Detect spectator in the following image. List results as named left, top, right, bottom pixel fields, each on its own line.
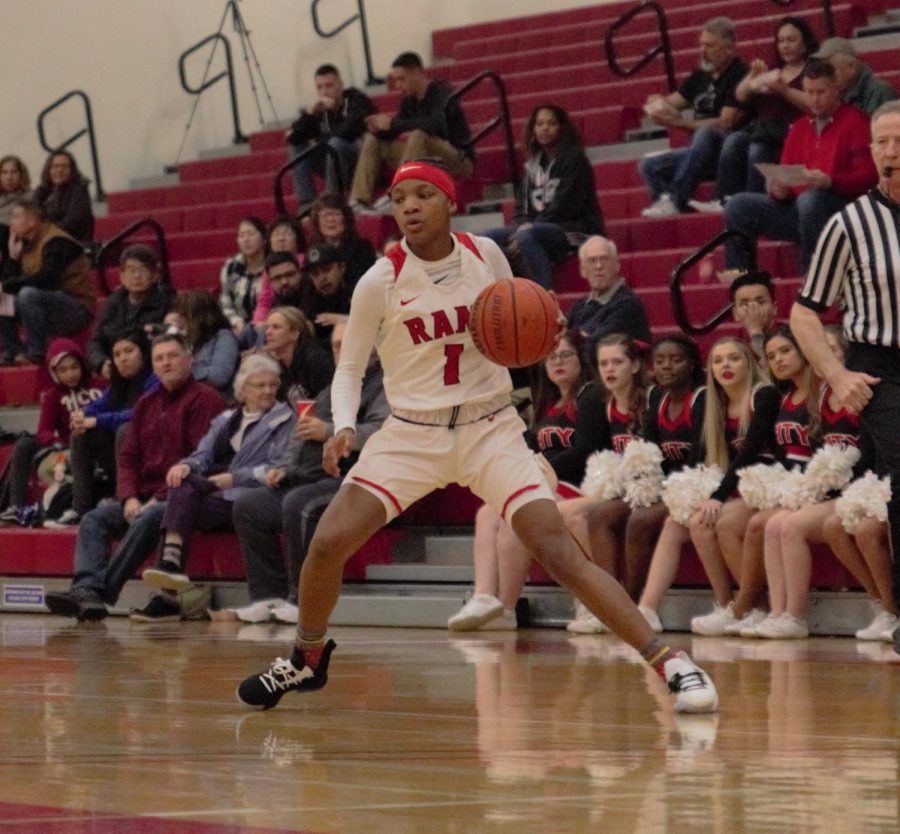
left=60, top=329, right=158, bottom=527
left=220, top=216, right=267, bottom=348
left=640, top=17, right=748, bottom=217
left=0, top=155, right=32, bottom=260
left=300, top=244, right=353, bottom=343
left=484, top=104, right=604, bottom=288
left=87, top=244, right=172, bottom=377
left=33, top=150, right=94, bottom=242
left=252, top=216, right=306, bottom=331
left=0, top=198, right=94, bottom=365
left=691, top=16, right=816, bottom=212
left=308, top=193, right=377, bottom=285
left=265, top=306, right=334, bottom=407
left=43, top=333, right=224, bottom=621
left=814, top=37, right=897, bottom=115
left=134, top=354, right=295, bottom=621
left=724, top=60, right=878, bottom=273
left=349, top=52, right=474, bottom=211
left=0, top=338, right=102, bottom=527
left=286, top=64, right=376, bottom=213
left=565, top=236, right=651, bottom=353
left=230, top=323, right=388, bottom=623
left=173, top=290, right=240, bottom=394
left=729, top=270, right=780, bottom=362
left=260, top=252, right=304, bottom=314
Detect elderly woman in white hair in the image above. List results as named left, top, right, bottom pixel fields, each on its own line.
left=136, top=354, right=295, bottom=616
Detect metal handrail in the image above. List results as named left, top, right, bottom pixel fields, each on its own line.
left=770, top=0, right=835, bottom=37
left=273, top=142, right=345, bottom=216
left=95, top=219, right=172, bottom=296
left=178, top=32, right=246, bottom=145
left=36, top=90, right=105, bottom=202
left=311, top=0, right=384, bottom=86
left=605, top=1, right=676, bottom=92
left=669, top=230, right=757, bottom=335
left=446, top=71, right=520, bottom=204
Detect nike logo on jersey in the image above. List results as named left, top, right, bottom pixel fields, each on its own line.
left=433, top=273, right=450, bottom=285
left=399, top=295, right=421, bottom=306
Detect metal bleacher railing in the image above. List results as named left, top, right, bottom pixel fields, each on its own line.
left=36, top=90, right=105, bottom=202
left=95, top=219, right=172, bottom=296
left=311, top=0, right=384, bottom=86
left=273, top=142, right=345, bottom=216
left=605, top=1, right=677, bottom=93
left=669, top=230, right=757, bottom=335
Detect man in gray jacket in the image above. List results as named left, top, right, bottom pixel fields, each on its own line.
left=231, top=323, right=389, bottom=623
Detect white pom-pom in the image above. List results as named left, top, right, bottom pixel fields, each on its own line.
left=661, top=465, right=724, bottom=525
left=581, top=450, right=624, bottom=501
left=620, top=440, right=664, bottom=509
left=778, top=468, right=819, bottom=510
left=738, top=462, right=788, bottom=509
left=804, top=444, right=861, bottom=498
left=835, top=471, right=892, bottom=533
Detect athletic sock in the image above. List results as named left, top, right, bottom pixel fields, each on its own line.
left=641, top=639, right=677, bottom=678
left=292, top=629, right=327, bottom=669
left=161, top=541, right=183, bottom=568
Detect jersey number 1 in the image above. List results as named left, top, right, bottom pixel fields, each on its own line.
left=444, top=343, right=463, bottom=385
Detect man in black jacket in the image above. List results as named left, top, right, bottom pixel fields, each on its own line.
left=86, top=245, right=172, bottom=378
left=349, top=52, right=474, bottom=211
left=286, top=64, right=376, bottom=211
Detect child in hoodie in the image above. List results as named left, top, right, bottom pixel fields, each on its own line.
left=0, top=338, right=103, bottom=526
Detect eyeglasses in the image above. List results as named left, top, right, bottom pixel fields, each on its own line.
left=581, top=255, right=613, bottom=265
left=547, top=350, right=577, bottom=363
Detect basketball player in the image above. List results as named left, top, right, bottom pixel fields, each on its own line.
left=237, top=160, right=719, bottom=713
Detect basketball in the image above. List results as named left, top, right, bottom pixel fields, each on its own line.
left=469, top=278, right=562, bottom=368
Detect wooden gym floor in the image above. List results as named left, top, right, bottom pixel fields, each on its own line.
left=0, top=613, right=897, bottom=833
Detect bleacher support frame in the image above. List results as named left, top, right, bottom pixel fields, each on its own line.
left=605, top=1, right=677, bottom=93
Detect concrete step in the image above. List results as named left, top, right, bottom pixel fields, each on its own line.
left=197, top=143, right=251, bottom=160
left=366, top=564, right=474, bottom=583
left=450, top=212, right=504, bottom=234
left=0, top=407, right=40, bottom=435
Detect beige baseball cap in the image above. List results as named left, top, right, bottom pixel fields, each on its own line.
left=812, top=37, right=857, bottom=59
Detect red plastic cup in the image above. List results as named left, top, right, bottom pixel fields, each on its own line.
left=296, top=400, right=315, bottom=419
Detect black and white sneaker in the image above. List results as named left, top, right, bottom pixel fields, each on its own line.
left=129, top=594, right=182, bottom=623
left=663, top=652, right=719, bottom=713
left=236, top=639, right=336, bottom=710
left=142, top=560, right=191, bottom=592
left=44, top=509, right=81, bottom=529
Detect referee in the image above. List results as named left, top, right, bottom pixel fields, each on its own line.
left=790, top=100, right=900, bottom=652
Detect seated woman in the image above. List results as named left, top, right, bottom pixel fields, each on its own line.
left=251, top=216, right=307, bottom=332
left=56, top=329, right=158, bottom=527
left=219, top=217, right=268, bottom=349
left=566, top=335, right=704, bottom=633
left=692, top=16, right=816, bottom=212
left=264, top=306, right=334, bottom=406
left=33, top=150, right=94, bottom=242
left=638, top=337, right=778, bottom=629
left=692, top=326, right=818, bottom=636
left=0, top=155, right=32, bottom=259
left=446, top=330, right=599, bottom=631
left=484, top=104, right=604, bottom=288
left=135, top=354, right=295, bottom=621
left=307, top=192, right=376, bottom=286
left=173, top=290, right=240, bottom=394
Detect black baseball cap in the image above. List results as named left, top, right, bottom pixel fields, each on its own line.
left=305, top=244, right=344, bottom=271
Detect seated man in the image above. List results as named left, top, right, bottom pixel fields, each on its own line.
left=87, top=244, right=172, bottom=378
left=349, top=52, right=474, bottom=211
left=724, top=59, right=878, bottom=273
left=565, top=236, right=650, bottom=354
left=639, top=17, right=747, bottom=218
left=300, top=244, right=354, bottom=343
left=265, top=251, right=304, bottom=311
left=729, top=270, right=779, bottom=362
left=231, top=323, right=388, bottom=624
left=0, top=198, right=94, bottom=365
left=44, top=333, right=224, bottom=621
left=814, top=37, right=897, bottom=115
left=285, top=63, right=376, bottom=213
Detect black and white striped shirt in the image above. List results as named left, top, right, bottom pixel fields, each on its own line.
left=798, top=188, right=900, bottom=347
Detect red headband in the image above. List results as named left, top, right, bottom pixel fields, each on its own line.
left=390, top=161, right=456, bottom=203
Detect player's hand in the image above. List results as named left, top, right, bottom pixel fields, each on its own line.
left=323, top=427, right=355, bottom=477
left=827, top=367, right=880, bottom=414
left=166, top=463, right=191, bottom=488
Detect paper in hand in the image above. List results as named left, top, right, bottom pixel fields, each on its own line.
left=755, top=163, right=811, bottom=187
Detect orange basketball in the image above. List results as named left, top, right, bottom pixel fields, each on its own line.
left=469, top=278, right=562, bottom=368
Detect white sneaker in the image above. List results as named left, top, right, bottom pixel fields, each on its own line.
left=234, top=598, right=289, bottom=624
left=855, top=602, right=899, bottom=641
left=447, top=593, right=504, bottom=631
left=641, top=194, right=680, bottom=218
left=480, top=608, right=517, bottom=630
left=43, top=509, right=81, bottom=528
left=639, top=604, right=663, bottom=633
left=687, top=198, right=724, bottom=214
left=566, top=601, right=608, bottom=634
left=755, top=613, right=809, bottom=639
left=691, top=602, right=737, bottom=636
left=662, top=651, right=719, bottom=713
left=879, top=624, right=899, bottom=644
left=725, top=608, right=767, bottom=636
left=271, top=602, right=299, bottom=624
left=740, top=612, right=778, bottom=638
